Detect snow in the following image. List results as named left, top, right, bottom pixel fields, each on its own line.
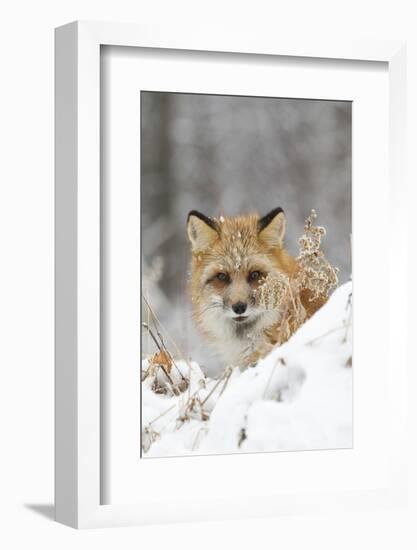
left=141, top=281, right=352, bottom=457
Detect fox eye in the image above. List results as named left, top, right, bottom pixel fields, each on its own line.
left=216, top=272, right=229, bottom=282
left=248, top=271, right=262, bottom=282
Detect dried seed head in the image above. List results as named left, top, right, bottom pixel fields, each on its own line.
left=252, top=209, right=338, bottom=347
left=296, top=209, right=338, bottom=301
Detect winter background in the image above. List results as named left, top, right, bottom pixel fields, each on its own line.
left=141, top=91, right=352, bottom=373
left=141, top=92, right=352, bottom=457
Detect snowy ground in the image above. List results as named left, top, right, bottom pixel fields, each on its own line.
left=141, top=281, right=352, bottom=457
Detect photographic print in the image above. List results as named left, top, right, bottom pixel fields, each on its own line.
left=141, top=92, right=352, bottom=458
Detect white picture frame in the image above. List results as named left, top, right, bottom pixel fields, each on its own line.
left=55, top=21, right=407, bottom=529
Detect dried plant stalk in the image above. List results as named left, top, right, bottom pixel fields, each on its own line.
left=254, top=209, right=339, bottom=347
left=296, top=209, right=339, bottom=301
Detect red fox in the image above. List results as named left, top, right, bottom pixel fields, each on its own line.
left=187, top=208, right=326, bottom=367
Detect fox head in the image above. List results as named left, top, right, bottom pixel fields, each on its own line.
left=187, top=208, right=299, bottom=365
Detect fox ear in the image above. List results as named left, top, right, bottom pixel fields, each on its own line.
left=187, top=211, right=219, bottom=252
left=258, top=207, right=286, bottom=248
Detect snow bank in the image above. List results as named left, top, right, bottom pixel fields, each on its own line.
left=141, top=281, right=352, bottom=457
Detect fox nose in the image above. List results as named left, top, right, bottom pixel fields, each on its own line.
left=232, top=302, right=247, bottom=315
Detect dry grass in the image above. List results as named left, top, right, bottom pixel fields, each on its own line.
left=254, top=209, right=339, bottom=345
left=297, top=209, right=339, bottom=300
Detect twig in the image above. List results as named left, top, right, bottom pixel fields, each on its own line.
left=154, top=326, right=187, bottom=382
left=159, top=364, right=179, bottom=395
left=142, top=322, right=162, bottom=351
left=218, top=367, right=233, bottom=398
left=142, top=294, right=193, bottom=392
left=147, top=403, right=177, bottom=426
left=306, top=325, right=345, bottom=346
left=200, top=369, right=229, bottom=408
left=191, top=426, right=207, bottom=452
left=142, top=307, right=187, bottom=384
left=142, top=294, right=190, bottom=362
left=262, top=357, right=285, bottom=399
left=342, top=293, right=352, bottom=343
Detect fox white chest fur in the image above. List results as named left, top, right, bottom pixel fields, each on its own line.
left=201, top=297, right=281, bottom=366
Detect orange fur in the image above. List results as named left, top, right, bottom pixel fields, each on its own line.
left=187, top=209, right=325, bottom=367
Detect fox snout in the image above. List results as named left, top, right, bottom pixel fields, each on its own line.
left=223, top=280, right=255, bottom=317
left=232, top=302, right=247, bottom=315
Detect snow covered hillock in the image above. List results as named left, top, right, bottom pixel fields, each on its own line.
left=141, top=281, right=352, bottom=457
